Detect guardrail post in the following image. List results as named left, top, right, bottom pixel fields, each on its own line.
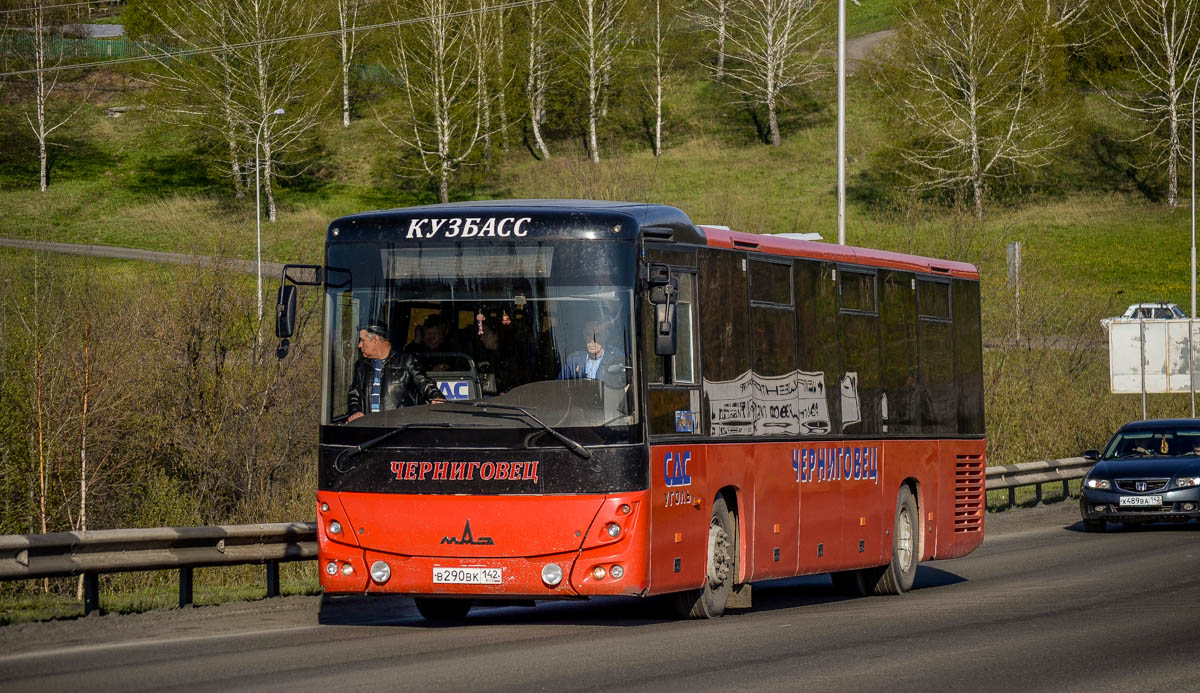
left=266, top=562, right=280, bottom=598
left=1007, top=487, right=1015, bottom=507
left=1034, top=483, right=1043, bottom=505
left=1062, top=479, right=1070, bottom=498
left=179, top=567, right=194, bottom=608
left=83, top=573, right=100, bottom=615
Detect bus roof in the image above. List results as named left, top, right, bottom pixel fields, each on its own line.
left=330, top=200, right=978, bottom=280
left=699, top=226, right=979, bottom=280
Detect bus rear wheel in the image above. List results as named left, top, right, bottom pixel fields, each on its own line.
left=672, top=495, right=736, bottom=619
left=414, top=597, right=472, bottom=624
left=873, top=486, right=918, bottom=595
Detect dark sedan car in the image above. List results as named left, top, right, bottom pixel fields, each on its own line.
left=1080, top=419, right=1200, bottom=532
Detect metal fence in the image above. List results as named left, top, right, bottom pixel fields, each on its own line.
left=0, top=523, right=315, bottom=615
left=2, top=34, right=158, bottom=61
left=0, top=457, right=1092, bottom=615
left=986, top=457, right=1091, bottom=506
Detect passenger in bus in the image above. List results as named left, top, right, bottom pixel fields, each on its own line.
left=404, top=314, right=452, bottom=354
left=559, top=320, right=624, bottom=382
left=347, top=323, right=445, bottom=422
left=473, top=323, right=524, bottom=394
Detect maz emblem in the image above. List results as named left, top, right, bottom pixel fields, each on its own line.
left=441, top=520, right=494, bottom=545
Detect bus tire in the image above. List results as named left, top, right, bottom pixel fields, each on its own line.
left=873, top=486, right=918, bottom=595
left=414, top=597, right=472, bottom=623
left=672, top=495, right=736, bottom=619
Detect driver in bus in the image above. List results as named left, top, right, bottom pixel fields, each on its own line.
left=347, top=322, right=445, bottom=422
left=559, top=319, right=624, bottom=382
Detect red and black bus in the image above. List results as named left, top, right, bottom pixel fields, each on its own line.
left=275, top=200, right=985, bottom=621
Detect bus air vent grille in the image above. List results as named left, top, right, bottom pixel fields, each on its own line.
left=954, top=455, right=985, bottom=533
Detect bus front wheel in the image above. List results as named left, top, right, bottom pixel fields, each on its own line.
left=414, top=597, right=472, bottom=624
left=873, top=486, right=918, bottom=595
left=673, top=495, right=737, bottom=619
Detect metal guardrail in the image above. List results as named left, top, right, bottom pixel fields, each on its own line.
left=0, top=457, right=1095, bottom=616
left=986, top=457, right=1092, bottom=506
left=0, top=523, right=316, bottom=615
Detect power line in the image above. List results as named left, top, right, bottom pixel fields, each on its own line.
left=0, top=1, right=123, bottom=16
left=0, top=0, right=556, bottom=78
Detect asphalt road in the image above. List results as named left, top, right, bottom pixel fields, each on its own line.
left=1, top=501, right=1198, bottom=691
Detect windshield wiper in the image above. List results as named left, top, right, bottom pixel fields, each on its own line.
left=333, top=422, right=479, bottom=472
left=442, top=401, right=592, bottom=459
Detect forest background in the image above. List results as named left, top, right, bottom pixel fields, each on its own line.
left=0, top=0, right=1198, bottom=616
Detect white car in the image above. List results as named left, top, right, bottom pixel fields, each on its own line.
left=1101, top=302, right=1188, bottom=332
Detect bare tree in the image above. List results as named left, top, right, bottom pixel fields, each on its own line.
left=494, top=2, right=511, bottom=152
left=563, top=0, right=628, bottom=163
left=473, top=0, right=495, bottom=166
left=646, top=0, right=673, bottom=156
left=1097, top=0, right=1200, bottom=208
left=17, top=1, right=90, bottom=192
left=869, top=0, right=1072, bottom=218
left=1044, top=0, right=1092, bottom=31
left=336, top=0, right=364, bottom=128
left=721, top=0, right=825, bottom=147
left=526, top=0, right=553, bottom=159
left=148, top=0, right=330, bottom=220
left=385, top=0, right=490, bottom=202
left=687, top=0, right=730, bottom=82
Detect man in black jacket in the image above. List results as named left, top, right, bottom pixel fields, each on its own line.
left=347, top=323, right=444, bottom=422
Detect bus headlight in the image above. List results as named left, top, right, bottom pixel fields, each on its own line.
left=610, top=564, right=624, bottom=579
left=329, top=520, right=343, bottom=535
left=370, top=560, right=391, bottom=584
left=341, top=563, right=354, bottom=576
left=325, top=561, right=338, bottom=576
left=541, top=563, right=563, bottom=587
left=592, top=566, right=607, bottom=580
left=604, top=523, right=621, bottom=538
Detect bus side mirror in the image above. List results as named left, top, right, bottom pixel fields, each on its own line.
left=649, top=280, right=678, bottom=356
left=274, top=264, right=323, bottom=360
left=276, top=284, right=298, bottom=339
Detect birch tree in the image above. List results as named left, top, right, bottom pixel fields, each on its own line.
left=721, top=0, right=826, bottom=147
left=526, top=0, right=553, bottom=159
left=688, top=0, right=730, bottom=82
left=385, top=0, right=490, bottom=202
left=1097, top=0, right=1200, bottom=208
left=563, top=0, right=628, bottom=163
left=336, top=0, right=364, bottom=128
left=869, top=0, right=1072, bottom=218
left=148, top=0, right=330, bottom=220
left=647, top=0, right=673, bottom=156
left=18, top=1, right=89, bottom=192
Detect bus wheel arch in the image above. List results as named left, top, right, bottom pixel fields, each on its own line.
left=873, top=482, right=919, bottom=595
left=672, top=488, right=739, bottom=619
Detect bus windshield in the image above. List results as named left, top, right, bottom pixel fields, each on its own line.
left=322, top=240, right=639, bottom=433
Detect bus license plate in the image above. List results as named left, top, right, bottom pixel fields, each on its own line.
left=433, top=567, right=502, bottom=584
left=1119, top=495, right=1162, bottom=507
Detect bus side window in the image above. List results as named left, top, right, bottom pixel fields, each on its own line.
left=673, top=275, right=696, bottom=384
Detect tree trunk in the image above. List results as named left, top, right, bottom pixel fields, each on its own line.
left=497, top=10, right=509, bottom=152
left=588, top=38, right=601, bottom=163
left=263, top=143, right=278, bottom=222
left=342, top=54, right=352, bottom=128
left=35, top=10, right=49, bottom=193
left=716, top=0, right=726, bottom=83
